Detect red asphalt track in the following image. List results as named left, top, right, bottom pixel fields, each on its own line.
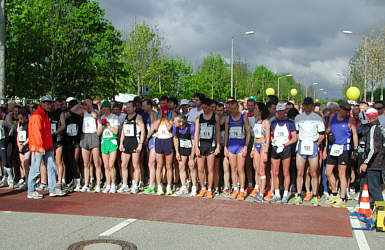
left=0, top=189, right=352, bottom=237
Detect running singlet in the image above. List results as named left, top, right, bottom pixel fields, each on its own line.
left=330, top=114, right=351, bottom=153
left=173, top=123, right=195, bottom=156
left=100, top=114, right=119, bottom=139
left=123, top=114, right=141, bottom=142
left=82, top=111, right=98, bottom=134
left=253, top=120, right=266, bottom=139
left=198, top=113, right=216, bottom=147
left=247, top=112, right=256, bottom=137
left=156, top=118, right=172, bottom=139
left=17, top=122, right=28, bottom=142
left=227, top=113, right=246, bottom=154
left=271, top=119, right=295, bottom=147
left=49, top=109, right=63, bottom=142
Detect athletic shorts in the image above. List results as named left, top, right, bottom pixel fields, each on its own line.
left=155, top=138, right=173, bottom=155
left=199, top=141, right=216, bottom=156
left=215, top=146, right=224, bottom=158
left=254, top=142, right=266, bottom=154
left=80, top=133, right=100, bottom=150
left=19, top=144, right=30, bottom=154
left=297, top=141, right=318, bottom=159
left=65, top=137, right=80, bottom=148
left=326, top=150, right=350, bottom=166
left=53, top=141, right=63, bottom=150
left=147, top=137, right=155, bottom=151
left=123, top=138, right=138, bottom=154
left=101, top=138, right=118, bottom=154
left=271, top=145, right=291, bottom=160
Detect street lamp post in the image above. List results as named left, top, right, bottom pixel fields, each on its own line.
left=307, top=82, right=318, bottom=98
left=277, top=74, right=292, bottom=99
left=343, top=30, right=368, bottom=101
left=231, top=31, right=254, bottom=97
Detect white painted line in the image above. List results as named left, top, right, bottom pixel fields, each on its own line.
left=1, top=211, right=12, bottom=213
left=99, top=218, right=136, bottom=237
left=350, top=216, right=370, bottom=250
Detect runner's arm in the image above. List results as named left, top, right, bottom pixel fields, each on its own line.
left=284, top=131, right=297, bottom=147
left=55, top=112, right=66, bottom=135
left=215, top=114, right=221, bottom=150
left=70, top=104, right=84, bottom=116
left=224, top=116, right=229, bottom=149
left=243, top=115, right=251, bottom=147
left=263, top=120, right=270, bottom=154
left=349, top=117, right=358, bottom=148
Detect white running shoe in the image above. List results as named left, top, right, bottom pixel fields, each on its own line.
left=74, top=184, right=81, bottom=192
left=102, top=185, right=110, bottom=194
left=130, top=186, right=139, bottom=194
left=94, top=185, right=101, bottom=193
left=117, top=185, right=129, bottom=193
left=190, top=186, right=197, bottom=197
left=109, top=185, right=116, bottom=193
left=176, top=186, right=188, bottom=195
left=80, top=185, right=90, bottom=192
left=27, top=191, right=43, bottom=199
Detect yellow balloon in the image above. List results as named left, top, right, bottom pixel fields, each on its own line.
left=266, top=88, right=275, bottom=96
left=346, top=86, right=360, bottom=100
left=290, top=88, right=298, bottom=96
left=315, top=99, right=319, bottom=103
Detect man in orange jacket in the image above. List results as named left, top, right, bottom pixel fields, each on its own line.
left=27, top=96, right=66, bottom=199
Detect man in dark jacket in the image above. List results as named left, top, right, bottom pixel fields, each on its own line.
left=360, top=108, right=385, bottom=208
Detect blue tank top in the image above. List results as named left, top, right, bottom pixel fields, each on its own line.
left=330, top=114, right=351, bottom=150
left=227, top=113, right=245, bottom=146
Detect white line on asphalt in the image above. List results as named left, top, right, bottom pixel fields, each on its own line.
left=1, top=211, right=13, bottom=213
left=348, top=207, right=370, bottom=250
left=99, top=218, right=136, bottom=237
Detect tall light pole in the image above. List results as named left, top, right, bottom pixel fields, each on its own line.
left=277, top=74, right=292, bottom=99
left=343, top=30, right=368, bottom=101
left=0, top=0, right=5, bottom=100
left=231, top=31, right=254, bottom=97
left=307, top=82, right=318, bottom=98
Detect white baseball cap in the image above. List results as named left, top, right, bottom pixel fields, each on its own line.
left=276, top=103, right=286, bottom=111
left=180, top=99, right=189, bottom=106
left=66, top=97, right=75, bottom=103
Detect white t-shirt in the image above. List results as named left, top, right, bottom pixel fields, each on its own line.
left=379, top=114, right=385, bottom=127
left=295, top=112, right=325, bottom=142
left=187, top=107, right=203, bottom=123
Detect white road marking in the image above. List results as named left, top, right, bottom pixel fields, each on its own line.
left=99, top=218, right=136, bottom=237
left=348, top=207, right=370, bottom=250
left=1, top=211, right=13, bottom=213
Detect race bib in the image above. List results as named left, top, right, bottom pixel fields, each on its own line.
left=200, top=124, right=213, bottom=139
left=84, top=117, right=96, bottom=133
left=179, top=139, right=192, bottom=148
left=330, top=144, right=344, bottom=156
left=103, top=129, right=113, bottom=138
left=51, top=123, right=57, bottom=134
left=253, top=124, right=262, bottom=137
left=18, top=131, right=27, bottom=142
left=300, top=140, right=314, bottom=155
left=66, top=124, right=78, bottom=136
left=123, top=124, right=135, bottom=137
left=229, top=126, right=243, bottom=139
left=158, top=125, right=169, bottom=138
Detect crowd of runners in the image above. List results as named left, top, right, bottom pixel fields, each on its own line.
left=0, top=93, right=384, bottom=208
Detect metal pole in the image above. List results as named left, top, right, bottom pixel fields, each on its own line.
left=381, top=79, right=384, bottom=101
left=278, top=77, right=280, bottom=99
left=364, top=36, right=367, bottom=101
left=0, top=0, right=5, bottom=99
left=231, top=37, right=234, bottom=97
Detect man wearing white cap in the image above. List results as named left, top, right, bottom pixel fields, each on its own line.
left=359, top=108, right=385, bottom=208
left=179, top=99, right=190, bottom=116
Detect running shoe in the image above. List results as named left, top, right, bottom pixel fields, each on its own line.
left=130, top=186, right=138, bottom=194
left=263, top=191, right=273, bottom=201
left=223, top=188, right=230, bottom=197
left=317, top=195, right=321, bottom=202
left=74, top=184, right=81, bottom=192
left=18, top=182, right=27, bottom=191
left=250, top=189, right=258, bottom=197
left=176, top=186, right=188, bottom=195
left=206, top=190, right=213, bottom=199
left=237, top=192, right=245, bottom=201
left=117, top=185, right=130, bottom=193
left=190, top=187, right=197, bottom=197
left=157, top=188, right=165, bottom=195
left=229, top=190, right=238, bottom=199
left=213, top=187, right=219, bottom=195
left=166, top=188, right=173, bottom=195
left=80, top=185, right=90, bottom=193
left=49, top=188, right=66, bottom=197
left=8, top=180, right=14, bottom=189
left=102, top=186, right=111, bottom=194
left=94, top=185, right=101, bottom=193
left=27, top=191, right=43, bottom=199
left=326, top=195, right=339, bottom=204
left=138, top=181, right=144, bottom=191
left=332, top=199, right=346, bottom=208
left=303, top=192, right=311, bottom=201
left=281, top=195, right=289, bottom=204
left=294, top=195, right=302, bottom=205
left=17, top=178, right=25, bottom=187
left=36, top=184, right=48, bottom=191
left=196, top=190, right=206, bottom=198
left=142, top=186, right=155, bottom=194
left=323, top=192, right=329, bottom=200
left=245, top=186, right=253, bottom=194
left=269, top=195, right=281, bottom=203
left=253, top=193, right=264, bottom=202
left=110, top=185, right=117, bottom=193
left=311, top=196, right=319, bottom=206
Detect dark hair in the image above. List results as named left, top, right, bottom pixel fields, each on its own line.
left=211, top=100, right=218, bottom=106
left=55, top=98, right=65, bottom=103
left=266, top=95, right=278, bottom=105
left=257, top=102, right=269, bottom=120
left=18, top=107, right=29, bottom=117
left=314, top=102, right=321, bottom=107
left=247, top=99, right=256, bottom=104
left=143, top=98, right=153, bottom=106
left=374, top=100, right=384, bottom=107
left=168, top=97, right=178, bottom=106
left=286, top=102, right=294, bottom=107
left=159, top=95, right=168, bottom=102
left=287, top=107, right=299, bottom=120
left=68, top=99, right=78, bottom=109
left=201, top=98, right=211, bottom=106
left=194, top=93, right=205, bottom=101
left=266, top=101, right=276, bottom=110
left=127, top=101, right=136, bottom=108
left=33, top=104, right=39, bottom=110
left=227, top=100, right=238, bottom=106
left=133, top=96, right=143, bottom=104
left=217, top=103, right=224, bottom=109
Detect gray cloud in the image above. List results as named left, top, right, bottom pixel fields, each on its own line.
left=98, top=0, right=385, bottom=98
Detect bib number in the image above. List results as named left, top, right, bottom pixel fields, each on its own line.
left=18, top=131, right=27, bottom=142
left=330, top=144, right=344, bottom=156
left=200, top=124, right=213, bottom=139
left=300, top=141, right=314, bottom=155
left=123, top=124, right=135, bottom=137
left=253, top=124, right=263, bottom=138
left=229, top=126, right=243, bottom=139
left=103, top=129, right=113, bottom=138
left=66, top=124, right=78, bottom=136
left=51, top=123, right=57, bottom=134
left=84, top=117, right=96, bottom=133
left=179, top=139, right=192, bottom=148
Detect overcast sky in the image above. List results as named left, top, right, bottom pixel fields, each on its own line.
left=98, top=0, right=385, bottom=99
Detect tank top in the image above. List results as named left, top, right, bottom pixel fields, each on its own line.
left=65, top=112, right=83, bottom=138
left=220, top=120, right=226, bottom=145
left=228, top=113, right=245, bottom=140
left=156, top=118, right=172, bottom=139
left=82, top=111, right=98, bottom=134
left=330, top=114, right=351, bottom=151
left=17, top=122, right=28, bottom=142
left=272, top=120, right=290, bottom=146
left=199, top=113, right=216, bottom=146
left=253, top=120, right=266, bottom=139
left=176, top=124, right=193, bottom=156
left=247, top=112, right=256, bottom=137
left=49, top=109, right=63, bottom=142
left=123, top=113, right=140, bottom=143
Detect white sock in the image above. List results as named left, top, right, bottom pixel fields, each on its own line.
left=233, top=186, right=238, bottom=192
left=275, top=189, right=280, bottom=196
left=191, top=186, right=197, bottom=191
left=240, top=188, right=245, bottom=193
left=255, top=184, right=259, bottom=190
left=166, top=184, right=171, bottom=190
left=106, top=184, right=111, bottom=189
left=61, top=178, right=66, bottom=184
left=158, top=184, right=163, bottom=190
left=208, top=188, right=212, bottom=191
left=132, top=181, right=137, bottom=186
left=283, top=190, right=288, bottom=197
left=75, top=178, right=80, bottom=185
left=111, top=183, right=116, bottom=188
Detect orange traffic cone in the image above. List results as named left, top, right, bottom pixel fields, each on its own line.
left=358, top=184, right=372, bottom=218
